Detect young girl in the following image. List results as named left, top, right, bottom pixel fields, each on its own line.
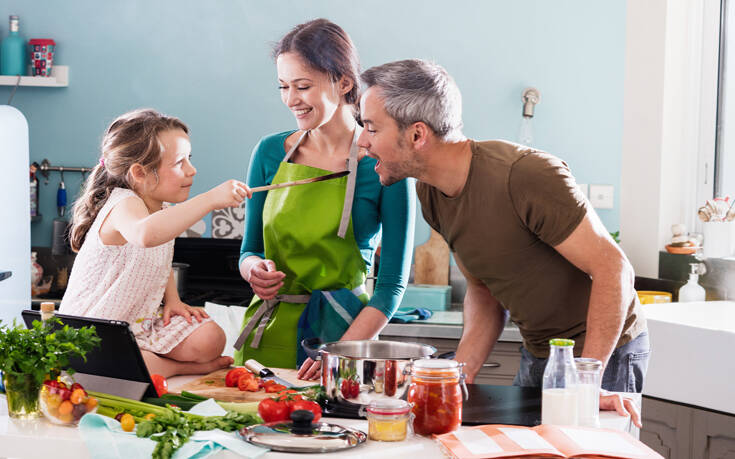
left=60, top=108, right=251, bottom=378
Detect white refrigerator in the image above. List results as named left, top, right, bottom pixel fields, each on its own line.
left=0, top=105, right=31, bottom=325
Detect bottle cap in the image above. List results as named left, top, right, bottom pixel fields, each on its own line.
left=40, top=302, right=55, bottom=313
left=549, top=338, right=575, bottom=347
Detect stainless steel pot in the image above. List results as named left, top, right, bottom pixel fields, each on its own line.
left=172, top=262, right=189, bottom=296
left=302, top=338, right=452, bottom=412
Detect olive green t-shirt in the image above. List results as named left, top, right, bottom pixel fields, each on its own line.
left=416, top=140, right=646, bottom=358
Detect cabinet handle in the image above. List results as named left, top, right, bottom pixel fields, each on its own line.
left=483, top=362, right=501, bottom=368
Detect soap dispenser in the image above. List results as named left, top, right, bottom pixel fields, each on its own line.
left=678, top=263, right=706, bottom=302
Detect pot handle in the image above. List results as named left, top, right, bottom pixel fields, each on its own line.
left=432, top=351, right=456, bottom=360
left=300, top=337, right=324, bottom=361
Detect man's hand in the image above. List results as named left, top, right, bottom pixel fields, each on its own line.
left=162, top=300, right=208, bottom=326
left=599, top=389, right=642, bottom=428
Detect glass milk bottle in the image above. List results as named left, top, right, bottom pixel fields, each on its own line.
left=575, top=358, right=602, bottom=428
left=542, top=338, right=578, bottom=426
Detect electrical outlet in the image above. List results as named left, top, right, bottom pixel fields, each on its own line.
left=589, top=184, right=614, bottom=209
left=577, top=183, right=589, bottom=198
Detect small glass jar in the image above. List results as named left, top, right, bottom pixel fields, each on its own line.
left=575, top=357, right=602, bottom=428
left=361, top=398, right=412, bottom=442
left=407, top=359, right=467, bottom=436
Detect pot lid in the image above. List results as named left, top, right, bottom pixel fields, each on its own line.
left=239, top=410, right=367, bottom=453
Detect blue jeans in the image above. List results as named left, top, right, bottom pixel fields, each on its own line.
left=512, top=332, right=650, bottom=392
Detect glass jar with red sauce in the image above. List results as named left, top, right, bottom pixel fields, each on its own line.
left=406, top=359, right=467, bottom=436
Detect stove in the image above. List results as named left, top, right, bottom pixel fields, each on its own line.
left=173, top=237, right=254, bottom=307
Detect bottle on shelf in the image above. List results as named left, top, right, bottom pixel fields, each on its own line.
left=0, top=15, right=26, bottom=76
left=40, top=301, right=55, bottom=323
left=30, top=165, right=39, bottom=218
left=678, top=263, right=706, bottom=302
left=542, top=338, right=579, bottom=426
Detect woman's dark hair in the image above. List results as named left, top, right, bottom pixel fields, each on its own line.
left=273, top=18, right=361, bottom=105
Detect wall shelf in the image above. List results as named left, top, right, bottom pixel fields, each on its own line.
left=0, top=65, right=69, bottom=87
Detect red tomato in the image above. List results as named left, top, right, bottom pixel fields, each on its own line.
left=290, top=400, right=322, bottom=422
left=238, top=374, right=260, bottom=392
left=225, top=368, right=250, bottom=387
left=70, top=382, right=87, bottom=395
left=264, top=383, right=287, bottom=393
left=340, top=379, right=350, bottom=398
left=349, top=379, right=360, bottom=398
left=258, top=398, right=290, bottom=422
left=151, top=374, right=168, bottom=397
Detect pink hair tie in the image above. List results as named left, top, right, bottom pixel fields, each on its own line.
left=99, top=158, right=105, bottom=167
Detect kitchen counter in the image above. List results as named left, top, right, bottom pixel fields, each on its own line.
left=642, top=300, right=735, bottom=414
left=381, top=310, right=523, bottom=342
left=0, top=376, right=638, bottom=459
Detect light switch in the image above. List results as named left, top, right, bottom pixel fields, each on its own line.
left=590, top=185, right=615, bottom=209
left=577, top=183, right=589, bottom=198
left=589, top=184, right=614, bottom=209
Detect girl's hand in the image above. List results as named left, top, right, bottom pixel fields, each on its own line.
left=245, top=258, right=285, bottom=300
left=207, top=180, right=251, bottom=210
left=162, top=300, right=209, bottom=326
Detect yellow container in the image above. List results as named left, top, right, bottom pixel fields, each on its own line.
left=637, top=291, right=672, bottom=304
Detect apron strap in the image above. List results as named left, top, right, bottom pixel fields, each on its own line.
left=233, top=294, right=311, bottom=350
left=337, top=127, right=361, bottom=239
left=280, top=127, right=362, bottom=239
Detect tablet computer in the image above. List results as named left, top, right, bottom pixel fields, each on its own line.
left=22, top=310, right=157, bottom=400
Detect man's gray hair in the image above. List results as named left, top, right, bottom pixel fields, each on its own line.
left=360, top=59, right=463, bottom=141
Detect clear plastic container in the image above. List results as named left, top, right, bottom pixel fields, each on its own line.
left=361, top=398, right=412, bottom=442
left=575, top=357, right=602, bottom=428
left=542, top=338, right=578, bottom=426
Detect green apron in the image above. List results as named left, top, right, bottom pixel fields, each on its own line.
left=233, top=128, right=368, bottom=369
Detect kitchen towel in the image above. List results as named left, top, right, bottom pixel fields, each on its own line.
left=389, top=307, right=433, bottom=324
left=78, top=409, right=267, bottom=459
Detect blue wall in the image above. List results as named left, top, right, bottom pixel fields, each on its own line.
left=0, top=0, right=625, bottom=248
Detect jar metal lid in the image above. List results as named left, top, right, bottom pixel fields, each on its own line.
left=574, top=357, right=602, bottom=371
left=366, top=398, right=411, bottom=416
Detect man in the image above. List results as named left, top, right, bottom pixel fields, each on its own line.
left=357, top=59, right=648, bottom=426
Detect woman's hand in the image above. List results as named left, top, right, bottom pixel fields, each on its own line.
left=162, top=300, right=209, bottom=326
left=206, top=179, right=251, bottom=210
left=297, top=358, right=322, bottom=381
left=244, top=258, right=285, bottom=300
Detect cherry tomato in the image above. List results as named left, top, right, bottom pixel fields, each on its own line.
left=225, top=368, right=250, bottom=387
left=237, top=374, right=260, bottom=392
left=70, top=382, right=87, bottom=395
left=290, top=400, right=322, bottom=422
left=258, top=398, right=289, bottom=422
left=120, top=413, right=135, bottom=432
left=349, top=379, right=360, bottom=398
left=70, top=388, right=86, bottom=405
left=340, top=379, right=351, bottom=398
left=150, top=374, right=168, bottom=397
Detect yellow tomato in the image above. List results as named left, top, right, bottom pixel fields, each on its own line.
left=58, top=400, right=73, bottom=415
left=120, top=413, right=135, bottom=432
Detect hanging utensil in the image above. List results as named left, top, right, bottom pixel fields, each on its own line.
left=57, top=167, right=66, bottom=217
left=51, top=168, right=69, bottom=256
left=250, top=170, right=348, bottom=193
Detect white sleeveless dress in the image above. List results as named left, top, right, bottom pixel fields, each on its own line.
left=59, top=187, right=211, bottom=354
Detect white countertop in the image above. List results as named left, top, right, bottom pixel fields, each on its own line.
left=642, top=300, right=735, bottom=414
left=0, top=375, right=637, bottom=459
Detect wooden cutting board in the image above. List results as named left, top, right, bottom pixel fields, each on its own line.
left=413, top=229, right=450, bottom=285
left=173, top=368, right=314, bottom=402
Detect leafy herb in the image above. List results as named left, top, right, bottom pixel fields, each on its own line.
left=0, top=317, right=100, bottom=385
left=204, top=380, right=215, bottom=385
left=91, top=391, right=261, bottom=459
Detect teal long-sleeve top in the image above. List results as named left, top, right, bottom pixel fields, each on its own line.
left=239, top=131, right=416, bottom=318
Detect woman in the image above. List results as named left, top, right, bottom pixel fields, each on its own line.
left=234, top=19, right=415, bottom=379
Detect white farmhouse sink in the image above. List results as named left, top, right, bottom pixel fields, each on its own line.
left=642, top=301, right=735, bottom=414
